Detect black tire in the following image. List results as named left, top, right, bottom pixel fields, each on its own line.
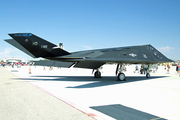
left=146, top=73, right=150, bottom=78
left=117, top=73, right=125, bottom=81
left=94, top=71, right=101, bottom=78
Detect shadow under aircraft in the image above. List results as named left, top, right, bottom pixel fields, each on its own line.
left=14, top=75, right=167, bottom=88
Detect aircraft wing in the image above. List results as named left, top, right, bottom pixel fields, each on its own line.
left=48, top=44, right=173, bottom=69
left=5, top=33, right=173, bottom=70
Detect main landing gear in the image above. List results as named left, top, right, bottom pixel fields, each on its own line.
left=94, top=70, right=101, bottom=78
left=116, top=64, right=151, bottom=81
left=146, top=73, right=150, bottom=78
left=116, top=64, right=126, bottom=81
left=93, top=64, right=151, bottom=81
left=117, top=73, right=126, bottom=81
left=145, top=64, right=151, bottom=78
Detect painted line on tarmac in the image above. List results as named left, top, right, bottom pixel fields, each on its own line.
left=3, top=67, right=114, bottom=120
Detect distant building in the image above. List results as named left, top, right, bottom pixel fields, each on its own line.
left=3, top=57, right=25, bottom=63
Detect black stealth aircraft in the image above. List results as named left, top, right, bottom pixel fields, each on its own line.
left=5, top=33, right=173, bottom=81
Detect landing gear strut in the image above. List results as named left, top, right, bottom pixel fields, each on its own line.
left=146, top=65, right=151, bottom=78
left=116, top=64, right=126, bottom=81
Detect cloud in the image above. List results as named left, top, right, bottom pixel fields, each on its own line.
left=158, top=46, right=174, bottom=52
left=0, top=48, right=11, bottom=59
left=0, top=48, right=22, bottom=60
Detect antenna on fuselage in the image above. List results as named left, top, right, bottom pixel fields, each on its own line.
left=53, top=43, right=64, bottom=49
left=59, top=43, right=63, bottom=49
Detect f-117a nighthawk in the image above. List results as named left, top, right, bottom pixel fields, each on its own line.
left=5, top=33, right=173, bottom=81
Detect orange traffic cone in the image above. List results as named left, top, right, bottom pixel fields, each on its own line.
left=29, top=65, right=31, bottom=74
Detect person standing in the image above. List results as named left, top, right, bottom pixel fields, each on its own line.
left=134, top=65, right=139, bottom=73
left=167, top=63, right=170, bottom=74
left=176, top=63, right=180, bottom=77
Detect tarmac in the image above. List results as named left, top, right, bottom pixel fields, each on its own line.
left=0, top=67, right=94, bottom=120
left=1, top=64, right=180, bottom=120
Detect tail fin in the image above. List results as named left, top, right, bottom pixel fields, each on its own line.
left=8, top=33, right=70, bottom=58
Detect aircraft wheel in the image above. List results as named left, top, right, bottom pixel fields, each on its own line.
left=94, top=71, right=101, bottom=78
left=117, top=73, right=125, bottom=81
left=146, top=73, right=150, bottom=78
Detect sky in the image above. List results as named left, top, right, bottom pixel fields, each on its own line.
left=1, top=0, right=180, bottom=61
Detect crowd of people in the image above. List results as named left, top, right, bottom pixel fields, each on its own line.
left=133, top=63, right=180, bottom=77
left=134, top=64, right=158, bottom=74
left=0, top=62, right=33, bottom=68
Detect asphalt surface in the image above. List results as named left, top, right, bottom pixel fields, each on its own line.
left=0, top=67, right=95, bottom=120
left=1, top=65, right=180, bottom=120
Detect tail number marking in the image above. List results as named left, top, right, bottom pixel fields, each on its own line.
left=32, top=42, right=38, bottom=46
left=41, top=45, right=48, bottom=48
